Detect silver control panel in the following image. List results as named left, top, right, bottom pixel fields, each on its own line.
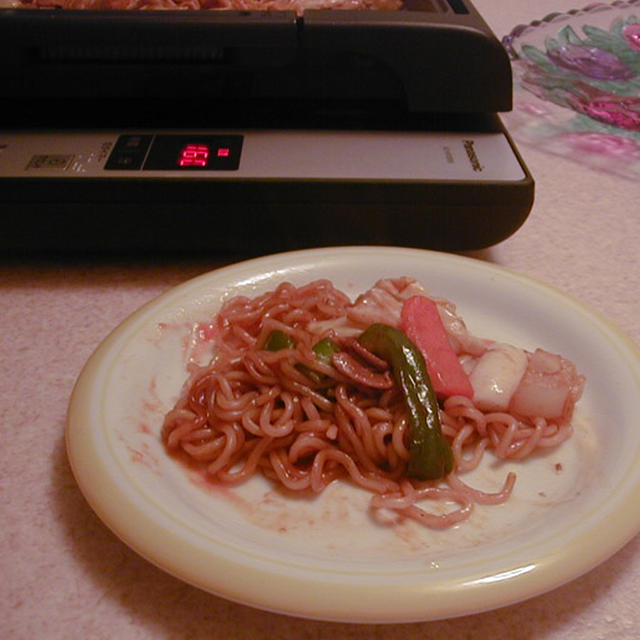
left=0, top=130, right=526, bottom=182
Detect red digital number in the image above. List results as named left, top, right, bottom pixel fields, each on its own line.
left=178, top=143, right=210, bottom=167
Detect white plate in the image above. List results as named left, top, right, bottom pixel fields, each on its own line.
left=66, top=246, right=640, bottom=623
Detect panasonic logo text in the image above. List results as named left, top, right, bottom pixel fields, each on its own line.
left=463, top=139, right=484, bottom=172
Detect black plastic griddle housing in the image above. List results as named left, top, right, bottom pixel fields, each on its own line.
left=0, top=1, right=532, bottom=256
left=0, top=0, right=512, bottom=119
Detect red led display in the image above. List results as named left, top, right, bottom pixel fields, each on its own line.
left=141, top=134, right=243, bottom=171
left=179, top=143, right=210, bottom=167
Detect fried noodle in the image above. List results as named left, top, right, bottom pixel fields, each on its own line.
left=162, top=280, right=574, bottom=529
left=20, top=0, right=403, bottom=12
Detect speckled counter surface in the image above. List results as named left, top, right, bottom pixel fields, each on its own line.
left=2, top=1, right=640, bottom=638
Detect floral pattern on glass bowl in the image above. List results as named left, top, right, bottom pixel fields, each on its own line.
left=502, top=1, right=640, bottom=179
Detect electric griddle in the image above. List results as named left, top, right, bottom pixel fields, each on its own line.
left=0, top=0, right=533, bottom=254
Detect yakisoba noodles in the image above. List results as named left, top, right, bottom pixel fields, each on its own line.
left=162, top=278, right=584, bottom=529
left=20, top=0, right=402, bottom=12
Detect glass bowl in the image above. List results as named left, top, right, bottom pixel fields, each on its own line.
left=502, top=1, right=640, bottom=178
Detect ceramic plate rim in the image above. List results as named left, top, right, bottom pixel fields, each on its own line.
left=66, top=246, right=640, bottom=623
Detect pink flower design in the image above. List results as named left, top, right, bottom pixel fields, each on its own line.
left=566, top=90, right=640, bottom=131
left=547, top=44, right=635, bottom=80
left=560, top=132, right=640, bottom=159
left=622, top=23, right=640, bottom=52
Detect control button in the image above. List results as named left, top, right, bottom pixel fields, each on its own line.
left=123, top=136, right=146, bottom=149
left=105, top=134, right=153, bottom=171
left=105, top=153, right=143, bottom=170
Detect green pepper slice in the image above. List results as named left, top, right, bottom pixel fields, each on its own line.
left=312, top=337, right=340, bottom=364
left=358, top=323, right=453, bottom=480
left=299, top=337, right=341, bottom=383
left=264, top=330, right=296, bottom=351
left=264, top=331, right=340, bottom=385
